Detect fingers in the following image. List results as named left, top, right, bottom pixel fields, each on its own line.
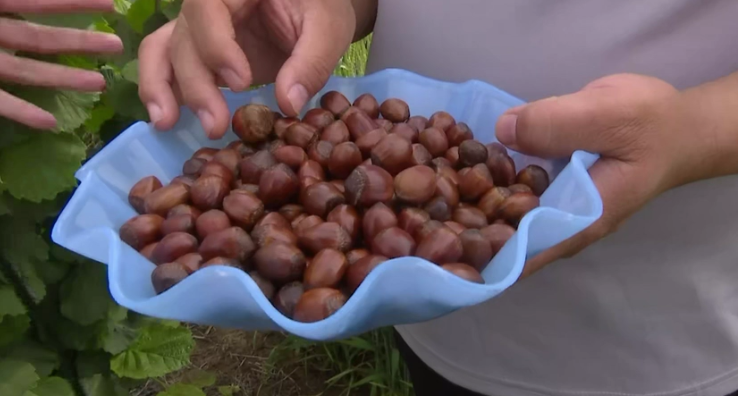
left=169, top=20, right=230, bottom=139
left=0, top=18, right=122, bottom=54
left=138, top=20, right=180, bottom=130
left=180, top=0, right=255, bottom=91
left=0, top=51, right=104, bottom=91
left=274, top=1, right=356, bottom=116
left=0, top=0, right=114, bottom=13
left=0, top=88, right=56, bottom=130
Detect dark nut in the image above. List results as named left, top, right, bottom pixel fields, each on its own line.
left=355, top=128, right=388, bottom=157
left=362, top=202, right=398, bottom=243
left=414, top=220, right=445, bottom=242
left=232, top=104, right=274, bottom=143
left=253, top=242, right=306, bottom=283
left=304, top=248, right=349, bottom=289
left=486, top=142, right=508, bottom=157
left=200, top=161, right=234, bottom=186
left=390, top=123, right=418, bottom=143
left=299, top=177, right=320, bottom=202
left=441, top=263, right=484, bottom=284
left=298, top=160, right=326, bottom=181
left=427, top=111, right=456, bottom=132
left=371, top=134, right=412, bottom=175
left=409, top=143, right=432, bottom=167
left=195, top=209, right=231, bottom=240
left=191, top=175, right=229, bottom=211
left=259, top=164, right=299, bottom=207
left=444, top=221, right=466, bottom=235
left=274, top=117, right=299, bottom=140
left=307, top=140, right=334, bottom=168
left=353, top=94, right=380, bottom=118
left=452, top=207, right=488, bottom=229
left=486, top=152, right=517, bottom=187
left=213, top=148, right=241, bottom=175
left=346, top=248, right=370, bottom=265
left=279, top=204, right=304, bottom=221
left=198, top=226, right=256, bottom=262
left=140, top=242, right=158, bottom=261
left=509, top=184, right=533, bottom=194
left=200, top=256, right=242, bottom=269
left=192, top=147, right=218, bottom=161
left=252, top=224, right=298, bottom=248
left=419, top=127, right=449, bottom=157
left=168, top=204, right=201, bottom=219
left=345, top=254, right=387, bottom=293
left=516, top=165, right=550, bottom=197
left=398, top=207, right=430, bottom=237
left=345, top=109, right=378, bottom=140
left=415, top=227, right=463, bottom=265
left=320, top=120, right=351, bottom=144
left=170, top=175, right=196, bottom=188
left=407, top=115, right=428, bottom=133
left=458, top=140, right=488, bottom=167
left=326, top=204, right=361, bottom=241
left=498, top=193, right=540, bottom=225
left=458, top=164, right=495, bottom=201
left=284, top=122, right=318, bottom=149
left=272, top=145, right=308, bottom=169
left=435, top=165, right=460, bottom=185
left=446, top=123, right=473, bottom=147
left=379, top=98, right=410, bottom=122
left=223, top=190, right=264, bottom=230
left=274, top=281, right=304, bottom=318
left=332, top=180, right=346, bottom=193
left=129, top=176, right=163, bottom=214
left=478, top=187, right=512, bottom=221
left=444, top=146, right=460, bottom=168
left=345, top=164, right=394, bottom=207
left=151, top=232, right=199, bottom=265
left=239, top=150, right=277, bottom=184
left=459, top=229, right=494, bottom=271
left=375, top=118, right=392, bottom=132
left=120, top=214, right=164, bottom=251
left=435, top=175, right=460, bottom=207
left=293, top=215, right=324, bottom=239
left=394, top=165, right=436, bottom=204
left=328, top=142, right=363, bottom=179
left=371, top=227, right=416, bottom=258
left=480, top=223, right=516, bottom=254
left=298, top=222, right=352, bottom=254
left=320, top=91, right=351, bottom=117
left=249, top=271, right=275, bottom=300
left=302, top=108, right=335, bottom=130
left=256, top=212, right=291, bottom=229
left=423, top=196, right=453, bottom=222
left=302, top=182, right=345, bottom=218
left=293, top=288, right=347, bottom=323
left=151, top=262, right=189, bottom=294
left=161, top=214, right=196, bottom=236
left=175, top=252, right=203, bottom=274
left=143, top=183, right=190, bottom=216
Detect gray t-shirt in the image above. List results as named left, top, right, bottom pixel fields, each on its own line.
left=366, top=1, right=738, bottom=395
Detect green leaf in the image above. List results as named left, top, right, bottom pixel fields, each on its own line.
left=0, top=340, right=59, bottom=378
left=76, top=351, right=111, bottom=379
left=162, top=0, right=183, bottom=20
left=0, top=133, right=86, bottom=202
left=0, top=286, right=25, bottom=318
left=110, top=323, right=194, bottom=379
left=0, top=359, right=39, bottom=396
left=102, top=68, right=148, bottom=121
left=0, top=316, right=30, bottom=348
left=80, top=374, right=128, bottom=396
left=142, top=12, right=170, bottom=36
left=181, top=369, right=216, bottom=388
left=33, top=259, right=71, bottom=286
left=127, top=0, right=156, bottom=34
left=0, top=195, right=10, bottom=215
left=121, top=60, right=139, bottom=84
left=157, top=384, right=206, bottom=396
left=58, top=55, right=99, bottom=71
left=217, top=385, right=240, bottom=396
left=85, top=104, right=116, bottom=134
left=23, top=376, right=74, bottom=396
left=99, top=303, right=136, bottom=355
left=10, top=88, right=98, bottom=133
left=60, top=262, right=110, bottom=326
left=114, top=0, right=132, bottom=15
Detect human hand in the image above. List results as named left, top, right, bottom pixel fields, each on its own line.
left=0, top=0, right=123, bottom=129
left=138, top=0, right=356, bottom=139
left=494, top=74, right=709, bottom=278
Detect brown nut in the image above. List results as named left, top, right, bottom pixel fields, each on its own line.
left=302, top=108, right=335, bottom=130
left=143, top=183, right=190, bottom=216
left=346, top=248, right=370, bottom=265
left=151, top=262, right=189, bottom=294
left=458, top=140, right=488, bottom=167
left=435, top=165, right=460, bottom=186
left=249, top=271, right=275, bottom=300
left=272, top=145, right=308, bottom=169
left=376, top=118, right=393, bottom=132
left=129, top=176, right=163, bottom=213
left=480, top=223, right=516, bottom=254
left=252, top=224, right=298, bottom=248
left=435, top=175, right=460, bottom=207
left=352, top=94, right=380, bottom=118
left=232, top=104, right=274, bottom=143
left=273, top=281, right=304, bottom=318
left=168, top=177, right=194, bottom=188
left=298, top=222, right=352, bottom=254
left=390, top=123, right=418, bottom=143
left=195, top=209, right=231, bottom=240
left=257, top=212, right=291, bottom=229
left=223, top=190, right=264, bottom=230
left=192, top=147, right=218, bottom=161
left=362, top=202, right=398, bottom=243
left=292, top=215, right=324, bottom=239
left=427, top=111, right=456, bottom=132
left=328, top=142, right=363, bottom=179
left=120, top=214, right=164, bottom=251
left=415, top=227, right=463, bottom=265
left=299, top=177, right=320, bottom=202
left=253, top=242, right=306, bottom=284
left=452, top=207, right=488, bottom=229
left=478, top=187, right=512, bottom=221
left=509, top=184, right=533, bottom=194
left=168, top=204, right=201, bottom=219
left=213, top=148, right=241, bottom=176
left=174, top=252, right=203, bottom=274
left=298, top=160, right=326, bottom=181
left=161, top=214, right=196, bottom=236
left=419, top=127, right=449, bottom=157
left=444, top=146, right=460, bottom=168
left=302, top=182, right=345, bottom=218
left=458, top=164, right=495, bottom=201
left=326, top=204, right=361, bottom=241
left=371, top=227, right=416, bottom=258
left=191, top=175, right=229, bottom=211
left=407, top=115, right=428, bottom=133
left=304, top=248, right=349, bottom=289
left=498, top=193, right=540, bottom=225
left=459, top=229, right=494, bottom=271
left=486, top=152, right=517, bottom=187
left=320, top=91, right=351, bottom=117
left=199, top=161, right=234, bottom=186
left=345, top=164, right=394, bottom=207
left=236, top=182, right=260, bottom=195
left=284, top=122, right=318, bottom=149
left=409, top=143, right=432, bottom=167
left=379, top=98, right=410, bottom=122
left=398, top=207, right=430, bottom=237
left=279, top=204, right=304, bottom=221
left=198, top=226, right=256, bottom=262
left=240, top=150, right=277, bottom=184
left=307, top=140, right=334, bottom=169
left=259, top=164, right=299, bottom=207
left=345, top=109, right=378, bottom=140
left=441, top=263, right=484, bottom=284
left=140, top=242, right=158, bottom=261
left=393, top=165, right=436, bottom=205
left=414, top=220, right=445, bottom=242
left=444, top=221, right=466, bottom=235
left=371, top=134, right=412, bottom=175
left=320, top=120, right=351, bottom=144
left=486, top=142, right=508, bottom=157
left=200, top=256, right=242, bottom=269
left=516, top=165, right=550, bottom=197
left=228, top=141, right=256, bottom=158
left=446, top=123, right=474, bottom=147
left=423, top=196, right=453, bottom=222
left=355, top=128, right=388, bottom=157
left=293, top=287, right=347, bottom=323
left=151, top=232, right=199, bottom=265
left=345, top=255, right=387, bottom=293
left=274, top=117, right=299, bottom=140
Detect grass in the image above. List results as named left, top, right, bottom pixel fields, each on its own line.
left=137, top=36, right=415, bottom=396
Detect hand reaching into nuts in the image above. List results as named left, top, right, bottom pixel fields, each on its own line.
left=0, top=0, right=123, bottom=129
left=137, top=0, right=357, bottom=139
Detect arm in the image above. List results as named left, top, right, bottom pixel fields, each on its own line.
left=351, top=0, right=377, bottom=42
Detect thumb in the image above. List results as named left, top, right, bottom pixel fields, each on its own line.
left=274, top=2, right=356, bottom=117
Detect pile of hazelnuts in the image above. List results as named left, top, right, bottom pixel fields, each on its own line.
left=118, top=90, right=550, bottom=324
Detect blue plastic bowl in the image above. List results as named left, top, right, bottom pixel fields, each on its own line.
left=51, top=68, right=602, bottom=341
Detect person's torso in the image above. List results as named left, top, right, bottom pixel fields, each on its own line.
left=365, top=1, right=738, bottom=395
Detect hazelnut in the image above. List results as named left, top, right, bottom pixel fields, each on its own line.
left=326, top=204, right=361, bottom=240
left=129, top=176, right=163, bottom=214
left=252, top=224, right=298, bottom=248
left=431, top=157, right=453, bottom=172
left=435, top=164, right=460, bottom=185
left=151, top=262, right=189, bottom=294
left=290, top=214, right=308, bottom=230
left=394, top=165, right=436, bottom=204
left=398, top=207, right=430, bottom=237
left=302, top=182, right=345, bottom=218
left=516, top=165, right=550, bottom=197
left=371, top=134, right=412, bottom=175
left=446, top=123, right=474, bottom=147
left=299, top=177, right=320, bottom=202
left=249, top=271, right=276, bottom=300
left=232, top=104, right=274, bottom=143
left=192, top=147, right=218, bottom=161
left=390, top=123, right=418, bottom=143
left=330, top=180, right=346, bottom=194
left=459, top=229, right=494, bottom=271
left=223, top=190, right=264, bottom=230
left=444, top=146, right=460, bottom=168
left=168, top=204, right=201, bottom=219
left=151, top=232, right=199, bottom=265
left=478, top=187, right=512, bottom=221
left=239, top=150, right=277, bottom=184
left=452, top=207, right=488, bottom=229
left=423, top=196, right=453, bottom=222
left=198, top=226, right=256, bottom=262
left=175, top=252, right=203, bottom=274
left=346, top=248, right=370, bottom=265
left=362, top=202, right=398, bottom=243
left=355, top=128, right=388, bottom=157
left=413, top=220, right=445, bottom=242
left=293, top=288, right=347, bottom=323
left=292, top=215, right=324, bottom=239
left=191, top=175, right=229, bottom=211
left=444, top=221, right=466, bottom=235
left=274, top=281, right=305, bottom=318
left=195, top=209, right=231, bottom=240
left=407, top=115, right=428, bottom=133
left=498, top=193, right=540, bottom=225
left=161, top=213, right=196, bottom=236
left=458, top=140, right=488, bottom=167
left=509, top=184, right=533, bottom=194
left=441, top=263, right=484, bottom=284
left=486, top=152, right=517, bottom=187
left=320, top=120, right=351, bottom=144
left=419, top=127, right=449, bottom=157
left=427, top=111, right=456, bottom=131
left=236, top=182, right=260, bottom=195
left=284, top=122, right=318, bottom=149
left=345, top=110, right=378, bottom=140
left=302, top=108, right=334, bottom=130
left=298, top=222, right=352, bottom=254
left=199, top=161, right=234, bottom=186
left=272, top=145, right=308, bottom=169
left=304, top=248, right=349, bottom=289
left=376, top=119, right=392, bottom=132
left=274, top=117, right=299, bottom=140
left=259, top=164, right=299, bottom=207
left=307, top=140, right=334, bottom=168
left=486, top=142, right=508, bottom=157
left=298, top=160, right=326, bottom=181
left=253, top=242, right=307, bottom=283
left=256, top=211, right=291, bottom=229
left=371, top=227, right=416, bottom=258
left=320, top=91, right=351, bottom=117
left=279, top=204, right=304, bottom=221
left=212, top=148, right=241, bottom=175
left=140, top=242, right=158, bottom=261
left=434, top=175, right=460, bottom=207
left=143, top=183, right=190, bottom=216
left=182, top=158, right=206, bottom=177
left=480, top=223, right=516, bottom=254
left=345, top=164, right=394, bottom=207
left=200, top=256, right=242, bottom=269
left=328, top=142, right=363, bottom=179
left=379, top=98, right=410, bottom=122
left=352, top=94, right=380, bottom=118
left=345, top=255, right=387, bottom=293
left=458, top=164, right=495, bottom=201
left=415, top=227, right=463, bottom=265
left=409, top=144, right=432, bottom=167
left=120, top=214, right=164, bottom=251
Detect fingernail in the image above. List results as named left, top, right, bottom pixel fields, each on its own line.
left=220, top=68, right=244, bottom=91
left=287, top=84, right=309, bottom=115
left=147, top=103, right=162, bottom=124
left=198, top=110, right=215, bottom=136
left=496, top=114, right=518, bottom=146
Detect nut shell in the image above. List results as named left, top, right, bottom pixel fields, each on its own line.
left=120, top=214, right=164, bottom=251
left=345, top=255, right=387, bottom=293
left=129, top=176, right=163, bottom=214
left=353, top=94, right=380, bottom=119
left=394, top=165, right=436, bottom=205
left=345, top=164, right=394, bottom=207
left=516, top=165, right=550, bottom=197
left=441, top=263, right=484, bottom=284
left=298, top=222, right=353, bottom=254
left=293, top=288, right=347, bottom=323
left=415, top=227, right=463, bottom=264
left=303, top=249, right=349, bottom=289
left=379, top=98, right=410, bottom=122
left=370, top=227, right=416, bottom=258
left=143, top=183, right=190, bottom=216
left=191, top=175, right=229, bottom=211
left=198, top=226, right=256, bottom=262
left=151, top=262, right=189, bottom=294
left=459, top=229, right=494, bottom=271
left=274, top=281, right=305, bottom=318
left=195, top=209, right=231, bottom=240
left=253, top=242, right=307, bottom=283
left=371, top=134, right=412, bottom=175
left=151, top=232, right=199, bottom=265
left=232, top=104, right=274, bottom=143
